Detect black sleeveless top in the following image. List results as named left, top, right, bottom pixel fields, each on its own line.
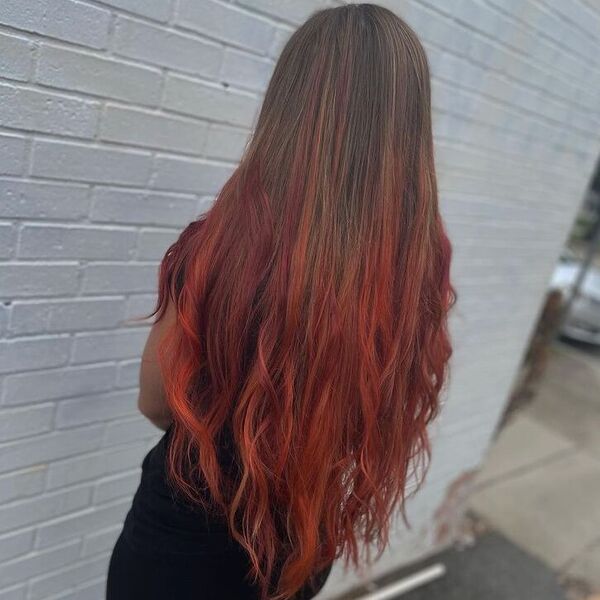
left=118, top=425, right=333, bottom=599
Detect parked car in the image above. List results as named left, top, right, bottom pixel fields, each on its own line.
left=549, top=253, right=600, bottom=345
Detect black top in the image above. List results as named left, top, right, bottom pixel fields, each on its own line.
left=118, top=425, right=333, bottom=599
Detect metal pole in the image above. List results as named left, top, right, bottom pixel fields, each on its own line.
left=558, top=209, right=600, bottom=329
left=557, top=155, right=600, bottom=332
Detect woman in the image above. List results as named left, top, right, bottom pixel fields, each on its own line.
left=107, top=3, right=454, bottom=600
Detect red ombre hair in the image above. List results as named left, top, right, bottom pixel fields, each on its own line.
left=148, top=4, right=454, bottom=599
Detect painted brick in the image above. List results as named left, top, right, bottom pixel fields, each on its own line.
left=81, top=263, right=158, bottom=295
left=0, top=585, right=26, bottom=600
left=0, top=0, right=110, bottom=49
left=0, top=264, right=79, bottom=299
left=0, top=31, right=33, bottom=82
left=36, top=44, right=163, bottom=107
left=175, top=0, right=275, bottom=53
left=100, top=104, right=208, bottom=154
left=221, top=47, right=273, bottom=91
left=268, top=24, right=294, bottom=58
left=117, top=360, right=141, bottom=388
left=0, top=335, right=71, bottom=374
left=18, top=224, right=137, bottom=260
left=31, top=139, right=152, bottom=185
left=55, top=389, right=138, bottom=428
left=136, top=228, right=179, bottom=260
left=151, top=154, right=233, bottom=194
left=0, top=467, right=46, bottom=504
left=203, top=123, right=251, bottom=161
left=9, top=298, right=125, bottom=335
left=0, top=83, right=99, bottom=139
left=112, top=15, right=222, bottom=78
left=0, top=180, right=90, bottom=220
left=91, top=187, right=198, bottom=226
left=93, top=470, right=140, bottom=504
left=0, top=425, right=105, bottom=474
left=81, top=524, right=121, bottom=557
left=96, top=0, right=172, bottom=22
left=46, top=442, right=148, bottom=489
left=29, top=553, right=109, bottom=600
left=0, top=223, right=16, bottom=258
left=0, top=540, right=81, bottom=589
left=71, top=328, right=148, bottom=364
left=35, top=499, right=130, bottom=549
left=0, top=529, right=34, bottom=562
left=124, top=294, right=156, bottom=323
left=0, top=1, right=599, bottom=598
left=0, top=404, right=54, bottom=442
left=237, top=0, right=336, bottom=24
left=0, top=485, right=91, bottom=534
left=103, top=415, right=158, bottom=446
left=2, top=364, right=115, bottom=406
left=163, top=72, right=260, bottom=128
left=56, top=578, right=105, bottom=600
left=203, top=192, right=225, bottom=214
left=0, top=306, right=7, bottom=337
left=0, top=134, right=27, bottom=176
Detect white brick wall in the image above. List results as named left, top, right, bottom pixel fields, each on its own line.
left=0, top=1, right=598, bottom=598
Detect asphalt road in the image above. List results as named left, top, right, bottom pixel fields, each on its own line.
left=337, top=530, right=566, bottom=600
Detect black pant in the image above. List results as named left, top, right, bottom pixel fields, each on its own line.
left=106, top=528, right=332, bottom=599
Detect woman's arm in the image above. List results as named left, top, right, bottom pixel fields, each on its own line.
left=138, top=296, right=177, bottom=431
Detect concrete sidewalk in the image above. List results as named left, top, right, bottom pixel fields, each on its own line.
left=468, top=340, right=600, bottom=595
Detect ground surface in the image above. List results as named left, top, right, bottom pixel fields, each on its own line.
left=469, top=340, right=600, bottom=595
left=336, top=527, right=567, bottom=600
left=399, top=530, right=566, bottom=600
left=334, top=339, right=600, bottom=600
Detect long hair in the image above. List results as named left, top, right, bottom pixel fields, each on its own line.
left=148, top=4, right=455, bottom=599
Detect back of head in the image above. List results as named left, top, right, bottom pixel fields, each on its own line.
left=152, top=4, right=455, bottom=599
